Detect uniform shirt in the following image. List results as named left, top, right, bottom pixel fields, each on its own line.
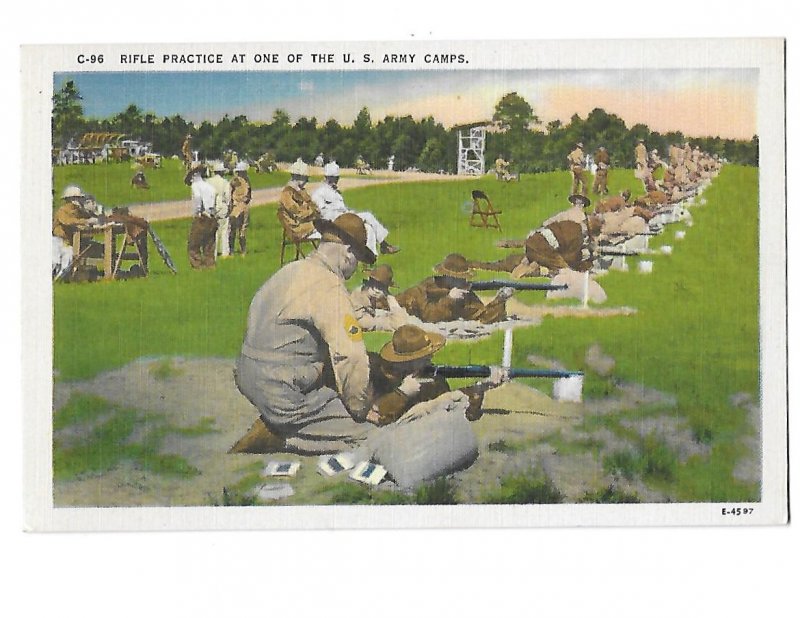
left=396, top=277, right=507, bottom=324
left=182, top=138, right=192, bottom=162
left=52, top=201, right=95, bottom=243
left=594, top=149, right=610, bottom=167
left=595, top=194, right=630, bottom=214
left=240, top=250, right=370, bottom=418
left=207, top=174, right=232, bottom=219
left=311, top=183, right=349, bottom=220
left=278, top=183, right=319, bottom=239
left=350, top=287, right=417, bottom=332
left=229, top=175, right=252, bottom=217
left=367, top=353, right=484, bottom=425
left=567, top=148, right=584, bottom=168
left=634, top=143, right=648, bottom=166
left=542, top=205, right=587, bottom=227
left=191, top=177, right=217, bottom=217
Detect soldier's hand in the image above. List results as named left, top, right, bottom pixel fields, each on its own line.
left=496, top=286, right=515, bottom=301
left=366, top=408, right=382, bottom=425
left=398, top=375, right=422, bottom=397
left=448, top=287, right=468, bottom=301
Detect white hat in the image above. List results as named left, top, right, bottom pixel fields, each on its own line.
left=289, top=158, right=309, bottom=176
left=324, top=161, right=340, bottom=177
left=212, top=162, right=226, bottom=173
left=234, top=162, right=248, bottom=172
left=61, top=185, right=85, bottom=199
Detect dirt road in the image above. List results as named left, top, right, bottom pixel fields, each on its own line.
left=128, top=169, right=464, bottom=222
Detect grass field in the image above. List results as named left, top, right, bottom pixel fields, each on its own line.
left=52, top=159, right=290, bottom=209
left=52, top=165, right=760, bottom=501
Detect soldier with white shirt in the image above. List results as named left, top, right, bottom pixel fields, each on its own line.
left=311, top=161, right=399, bottom=255
left=207, top=162, right=232, bottom=258
left=185, top=164, right=218, bottom=269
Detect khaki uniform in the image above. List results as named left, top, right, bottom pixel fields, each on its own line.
left=181, top=138, right=193, bottom=169
left=634, top=142, right=648, bottom=167
left=595, top=194, right=630, bottom=214
left=52, top=202, right=94, bottom=244
left=367, top=353, right=484, bottom=426
left=567, top=147, right=587, bottom=195
left=235, top=250, right=372, bottom=454
left=592, top=149, right=610, bottom=194
left=350, top=287, right=416, bottom=332
left=396, top=277, right=508, bottom=324
left=634, top=190, right=669, bottom=208
left=229, top=174, right=252, bottom=254
left=278, top=184, right=319, bottom=241
left=543, top=205, right=587, bottom=227
left=597, top=208, right=649, bottom=241
left=525, top=220, right=593, bottom=273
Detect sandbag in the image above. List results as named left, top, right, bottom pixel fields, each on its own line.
left=368, top=391, right=478, bottom=490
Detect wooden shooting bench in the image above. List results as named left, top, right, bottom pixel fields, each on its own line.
left=71, top=222, right=147, bottom=281
left=469, top=190, right=502, bottom=231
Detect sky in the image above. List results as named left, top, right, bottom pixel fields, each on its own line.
left=55, top=68, right=758, bottom=140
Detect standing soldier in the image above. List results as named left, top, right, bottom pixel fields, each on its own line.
left=181, top=133, right=194, bottom=170
left=228, top=162, right=252, bottom=256
left=186, top=164, right=218, bottom=269
left=567, top=142, right=588, bottom=196
left=592, top=146, right=610, bottom=195
left=207, top=162, right=232, bottom=258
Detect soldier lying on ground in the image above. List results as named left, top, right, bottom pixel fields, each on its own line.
left=396, top=253, right=513, bottom=324
left=365, top=324, right=509, bottom=426
left=350, top=264, right=422, bottom=332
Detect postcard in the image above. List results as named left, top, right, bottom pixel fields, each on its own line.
left=21, top=38, right=787, bottom=530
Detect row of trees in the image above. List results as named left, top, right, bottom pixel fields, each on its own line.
left=52, top=82, right=759, bottom=172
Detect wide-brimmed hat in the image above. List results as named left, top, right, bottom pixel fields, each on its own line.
left=184, top=164, right=206, bottom=186
left=324, top=161, right=340, bottom=177
left=363, top=264, right=397, bottom=289
left=380, top=325, right=446, bottom=363
left=212, top=162, right=226, bottom=173
left=314, top=213, right=376, bottom=264
left=289, top=158, right=309, bottom=177
left=433, top=253, right=474, bottom=279
left=576, top=142, right=584, bottom=148
left=61, top=185, right=85, bottom=200
left=234, top=162, right=248, bottom=172
left=568, top=194, right=591, bottom=208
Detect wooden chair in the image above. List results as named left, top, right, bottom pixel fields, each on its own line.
left=469, top=190, right=502, bottom=231
left=277, top=208, right=319, bottom=265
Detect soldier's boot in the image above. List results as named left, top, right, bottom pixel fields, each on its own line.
left=379, top=240, right=400, bottom=255
left=228, top=418, right=286, bottom=454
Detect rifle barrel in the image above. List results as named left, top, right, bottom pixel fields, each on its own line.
left=421, top=365, right=583, bottom=379
left=471, top=280, right=567, bottom=291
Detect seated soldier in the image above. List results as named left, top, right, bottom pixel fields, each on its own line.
left=350, top=264, right=421, bottom=332
left=366, top=324, right=509, bottom=426
left=595, top=189, right=632, bottom=214
left=396, top=253, right=513, bottom=324
left=277, top=159, right=321, bottom=241
left=131, top=169, right=149, bottom=189
left=52, top=185, right=102, bottom=278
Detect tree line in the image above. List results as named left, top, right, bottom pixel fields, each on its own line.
left=52, top=82, right=759, bottom=172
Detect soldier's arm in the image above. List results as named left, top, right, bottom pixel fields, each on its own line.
left=314, top=282, right=371, bottom=420
left=462, top=292, right=507, bottom=324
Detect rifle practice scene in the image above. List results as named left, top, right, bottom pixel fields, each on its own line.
left=44, top=46, right=774, bottom=515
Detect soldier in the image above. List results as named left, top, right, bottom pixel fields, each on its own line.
left=314, top=152, right=325, bottom=167
left=350, top=264, right=421, bottom=332
left=396, top=253, right=513, bottom=324
left=185, top=164, right=218, bottom=269
left=543, top=194, right=593, bottom=226
left=567, top=142, right=588, bottom=196
left=495, top=154, right=510, bottom=181
left=592, top=146, right=610, bottom=195
left=595, top=189, right=633, bottom=214
left=366, top=324, right=509, bottom=426
left=312, top=161, right=399, bottom=255
left=231, top=213, right=378, bottom=455
left=131, top=167, right=149, bottom=190
left=228, top=162, right=252, bottom=255
left=52, top=185, right=100, bottom=278
left=523, top=217, right=600, bottom=275
left=277, top=158, right=320, bottom=242
left=181, top=133, right=193, bottom=170
left=207, top=162, right=232, bottom=258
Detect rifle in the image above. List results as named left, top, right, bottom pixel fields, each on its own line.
left=470, top=280, right=567, bottom=291
left=421, top=365, right=582, bottom=380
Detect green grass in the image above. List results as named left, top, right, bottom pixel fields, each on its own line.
left=53, top=392, right=216, bottom=481
left=52, top=165, right=761, bottom=501
left=52, top=159, right=289, bottom=209
left=481, top=470, right=565, bottom=504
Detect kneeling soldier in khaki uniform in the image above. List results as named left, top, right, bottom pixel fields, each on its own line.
left=231, top=212, right=378, bottom=455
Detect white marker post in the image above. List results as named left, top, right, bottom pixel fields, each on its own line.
left=582, top=271, right=590, bottom=309
left=502, top=327, right=513, bottom=368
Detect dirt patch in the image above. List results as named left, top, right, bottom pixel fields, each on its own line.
left=53, top=356, right=702, bottom=506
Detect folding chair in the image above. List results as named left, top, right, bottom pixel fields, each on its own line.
left=469, top=190, right=502, bottom=231
left=277, top=208, right=319, bottom=265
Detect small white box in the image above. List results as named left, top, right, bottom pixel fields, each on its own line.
left=317, top=453, right=356, bottom=476
left=638, top=260, right=654, bottom=274
left=263, top=461, right=301, bottom=477
left=660, top=245, right=673, bottom=255
left=675, top=230, right=686, bottom=240
left=349, top=461, right=388, bottom=486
